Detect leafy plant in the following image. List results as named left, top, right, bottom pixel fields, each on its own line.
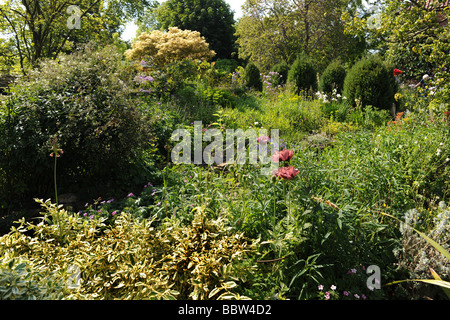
left=0, top=43, right=148, bottom=206
left=288, top=54, right=318, bottom=96
left=319, top=60, right=347, bottom=95
left=244, top=62, right=263, bottom=92
left=343, top=55, right=398, bottom=111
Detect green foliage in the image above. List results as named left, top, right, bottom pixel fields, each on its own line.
left=288, top=55, right=318, bottom=95
left=137, top=58, right=200, bottom=99
left=271, top=62, right=290, bottom=86
left=319, top=60, right=347, bottom=95
left=156, top=0, right=236, bottom=59
left=343, top=55, right=397, bottom=110
left=244, top=62, right=262, bottom=92
left=0, top=43, right=149, bottom=207
left=236, top=0, right=367, bottom=72
left=214, top=59, right=239, bottom=74
left=0, top=0, right=145, bottom=73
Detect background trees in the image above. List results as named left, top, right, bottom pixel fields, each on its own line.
left=0, top=0, right=152, bottom=74
left=235, top=0, right=367, bottom=72
left=156, top=0, right=236, bottom=59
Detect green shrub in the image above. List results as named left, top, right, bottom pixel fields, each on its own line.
left=271, top=61, right=290, bottom=86
left=244, top=62, right=262, bottom=91
left=0, top=43, right=149, bottom=207
left=343, top=55, right=398, bottom=110
left=214, top=59, right=239, bottom=74
left=319, top=60, right=347, bottom=95
left=288, top=54, right=318, bottom=95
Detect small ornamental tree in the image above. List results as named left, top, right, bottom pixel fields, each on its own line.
left=124, top=27, right=216, bottom=69
left=343, top=55, right=397, bottom=110
left=244, top=62, right=262, bottom=91
left=271, top=61, right=290, bottom=86
left=319, top=60, right=347, bottom=95
left=288, top=55, right=318, bottom=95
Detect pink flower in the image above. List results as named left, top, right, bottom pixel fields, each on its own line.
left=343, top=291, right=349, bottom=296
left=274, top=166, right=299, bottom=180
left=272, top=149, right=294, bottom=162
left=112, top=211, right=117, bottom=216
left=325, top=292, right=330, bottom=300
left=257, top=135, right=270, bottom=144
left=128, top=193, right=134, bottom=197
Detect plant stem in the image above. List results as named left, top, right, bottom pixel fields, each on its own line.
left=54, top=155, right=58, bottom=206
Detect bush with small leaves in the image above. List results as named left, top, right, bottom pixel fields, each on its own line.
left=244, top=62, right=262, bottom=91
left=0, top=43, right=149, bottom=207
left=319, top=60, right=347, bottom=95
left=271, top=62, right=290, bottom=86
left=343, top=55, right=398, bottom=110
left=288, top=55, right=318, bottom=95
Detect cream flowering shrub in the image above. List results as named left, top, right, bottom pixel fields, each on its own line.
left=125, top=27, right=216, bottom=69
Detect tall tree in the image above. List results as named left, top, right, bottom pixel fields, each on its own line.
left=236, top=0, right=366, bottom=72
left=156, top=0, right=236, bottom=59
left=0, top=0, right=152, bottom=74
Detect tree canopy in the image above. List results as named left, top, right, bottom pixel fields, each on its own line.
left=235, top=0, right=367, bottom=72
left=156, top=0, right=236, bottom=59
left=0, top=0, right=152, bottom=74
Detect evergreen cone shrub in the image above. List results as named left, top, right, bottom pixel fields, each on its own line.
left=288, top=55, right=318, bottom=95
left=271, top=61, right=290, bottom=86
left=319, top=60, right=347, bottom=95
left=343, top=55, right=398, bottom=110
left=244, top=62, right=263, bottom=91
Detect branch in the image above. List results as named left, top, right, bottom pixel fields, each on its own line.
left=53, top=0, right=103, bottom=58
left=0, top=7, right=26, bottom=74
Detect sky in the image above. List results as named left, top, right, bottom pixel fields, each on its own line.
left=121, top=0, right=246, bottom=41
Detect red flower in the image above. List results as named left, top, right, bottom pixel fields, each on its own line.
left=393, top=69, right=402, bottom=76
left=274, top=166, right=299, bottom=180
left=272, top=149, right=294, bottom=162
left=444, top=111, right=450, bottom=120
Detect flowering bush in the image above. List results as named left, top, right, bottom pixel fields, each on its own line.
left=125, top=27, right=215, bottom=69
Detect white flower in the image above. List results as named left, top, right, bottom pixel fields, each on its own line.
left=446, top=158, right=450, bottom=162
left=440, top=142, right=444, bottom=146
left=254, top=122, right=259, bottom=126
left=437, top=148, right=441, bottom=156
